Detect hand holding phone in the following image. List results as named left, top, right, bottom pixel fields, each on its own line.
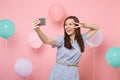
left=37, top=18, right=46, bottom=26
left=32, top=18, right=46, bottom=29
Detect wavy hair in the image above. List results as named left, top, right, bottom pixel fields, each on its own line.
left=64, top=16, right=84, bottom=52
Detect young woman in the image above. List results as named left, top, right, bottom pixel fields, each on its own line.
left=32, top=16, right=99, bottom=80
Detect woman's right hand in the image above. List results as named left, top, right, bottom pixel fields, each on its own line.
left=32, top=19, right=41, bottom=30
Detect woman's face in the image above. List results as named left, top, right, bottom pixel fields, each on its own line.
left=64, top=18, right=76, bottom=36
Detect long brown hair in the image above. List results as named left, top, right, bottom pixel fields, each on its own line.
left=64, top=16, right=84, bottom=52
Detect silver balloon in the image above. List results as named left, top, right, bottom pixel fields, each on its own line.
left=14, top=58, right=32, bottom=79
left=87, top=30, right=103, bottom=47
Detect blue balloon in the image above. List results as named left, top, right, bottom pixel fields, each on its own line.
left=0, top=19, right=15, bottom=39
left=106, top=47, right=120, bottom=68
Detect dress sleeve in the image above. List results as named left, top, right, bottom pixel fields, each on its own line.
left=82, top=33, right=88, bottom=48
left=52, top=35, right=64, bottom=48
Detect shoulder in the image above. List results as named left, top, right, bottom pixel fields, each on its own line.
left=82, top=33, right=88, bottom=39
left=82, top=33, right=88, bottom=47
left=55, top=35, right=64, bottom=41
left=52, top=35, right=64, bottom=48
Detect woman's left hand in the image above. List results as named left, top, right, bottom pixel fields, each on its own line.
left=73, top=22, right=84, bottom=29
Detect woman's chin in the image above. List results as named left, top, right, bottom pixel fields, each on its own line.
left=66, top=33, right=72, bottom=36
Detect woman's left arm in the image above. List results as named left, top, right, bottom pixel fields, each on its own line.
left=80, top=23, right=99, bottom=39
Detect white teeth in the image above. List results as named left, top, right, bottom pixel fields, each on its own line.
left=67, top=30, right=71, bottom=32
left=66, top=28, right=72, bottom=33
left=67, top=28, right=71, bottom=31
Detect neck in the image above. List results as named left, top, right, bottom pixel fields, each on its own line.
left=70, top=34, right=75, bottom=42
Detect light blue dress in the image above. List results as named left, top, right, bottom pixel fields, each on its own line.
left=48, top=33, right=87, bottom=80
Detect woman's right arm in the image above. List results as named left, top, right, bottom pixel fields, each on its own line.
left=32, top=19, right=55, bottom=46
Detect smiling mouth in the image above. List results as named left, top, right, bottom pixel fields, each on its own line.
left=66, top=29, right=72, bottom=33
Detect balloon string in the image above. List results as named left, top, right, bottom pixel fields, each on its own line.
left=55, top=22, right=60, bottom=34
left=93, top=48, right=96, bottom=80
left=5, top=39, right=8, bottom=55
left=114, top=69, right=117, bottom=80
left=6, top=39, right=7, bottom=49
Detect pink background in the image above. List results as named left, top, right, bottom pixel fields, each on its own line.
left=0, top=0, right=120, bottom=80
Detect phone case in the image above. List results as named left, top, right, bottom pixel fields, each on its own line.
left=37, top=18, right=46, bottom=26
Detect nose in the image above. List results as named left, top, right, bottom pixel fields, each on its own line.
left=65, top=25, right=70, bottom=28
left=65, top=26, right=69, bottom=30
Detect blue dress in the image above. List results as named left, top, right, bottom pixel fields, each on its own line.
left=48, top=33, right=87, bottom=80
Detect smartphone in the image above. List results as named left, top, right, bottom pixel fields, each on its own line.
left=37, top=18, right=46, bottom=26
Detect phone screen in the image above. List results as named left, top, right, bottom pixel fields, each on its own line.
left=37, top=18, right=46, bottom=26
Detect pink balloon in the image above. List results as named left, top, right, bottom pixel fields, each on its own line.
left=49, top=3, right=65, bottom=22
left=28, top=31, right=43, bottom=49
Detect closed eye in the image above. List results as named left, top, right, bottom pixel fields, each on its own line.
left=69, top=23, right=72, bottom=25
left=65, top=24, right=67, bottom=26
